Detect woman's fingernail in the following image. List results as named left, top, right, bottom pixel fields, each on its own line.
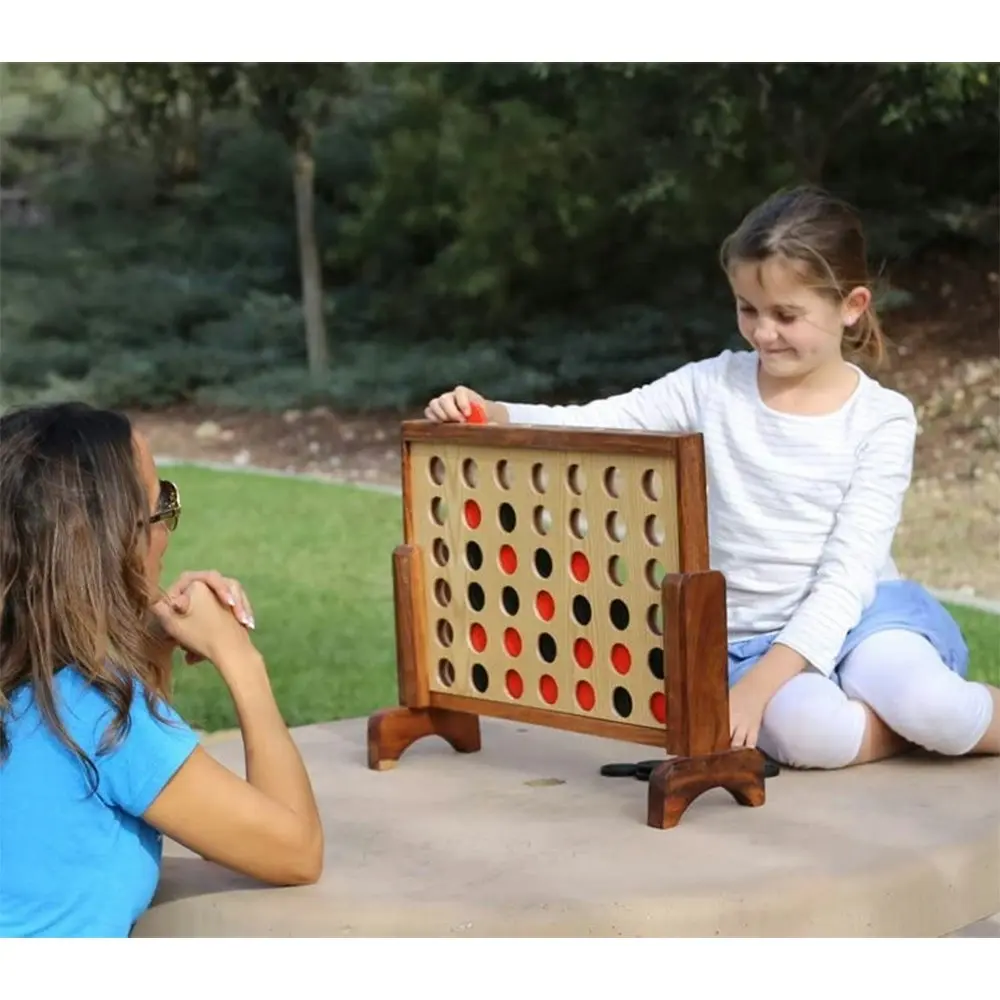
left=228, top=590, right=237, bottom=606
left=243, top=614, right=256, bottom=630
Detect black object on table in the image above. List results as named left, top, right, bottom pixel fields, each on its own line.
left=600, top=753, right=780, bottom=781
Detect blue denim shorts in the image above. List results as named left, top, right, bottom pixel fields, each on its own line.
left=727, top=580, right=969, bottom=688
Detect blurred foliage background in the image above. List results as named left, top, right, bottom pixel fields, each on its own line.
left=1, top=62, right=997, bottom=413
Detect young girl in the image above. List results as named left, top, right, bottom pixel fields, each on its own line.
left=424, top=185, right=999, bottom=771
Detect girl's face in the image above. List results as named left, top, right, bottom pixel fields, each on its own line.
left=133, top=430, right=172, bottom=590
left=729, top=257, right=869, bottom=379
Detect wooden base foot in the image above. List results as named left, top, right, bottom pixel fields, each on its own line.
left=367, top=706, right=481, bottom=770
left=647, top=748, right=766, bottom=829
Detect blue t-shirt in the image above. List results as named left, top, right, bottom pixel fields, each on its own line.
left=0, top=668, right=199, bottom=937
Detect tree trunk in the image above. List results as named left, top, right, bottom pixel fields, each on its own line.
left=292, top=133, right=328, bottom=375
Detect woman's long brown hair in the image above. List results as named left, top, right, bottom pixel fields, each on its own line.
left=0, top=402, right=173, bottom=790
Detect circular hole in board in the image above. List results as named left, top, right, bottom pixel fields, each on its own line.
left=534, top=548, right=554, bottom=579
left=535, top=590, right=555, bottom=621
left=569, top=508, right=588, bottom=539
left=573, top=637, right=594, bottom=668
left=612, top=686, right=634, bottom=718
left=605, top=510, right=626, bottom=543
left=469, top=623, right=488, bottom=653
left=604, top=466, right=623, bottom=498
left=438, top=659, right=455, bottom=687
left=462, top=458, right=479, bottom=488
left=539, top=674, right=559, bottom=705
left=501, top=586, right=520, bottom=616
left=465, top=540, right=483, bottom=570
left=429, top=456, right=445, bottom=485
left=650, top=691, right=666, bottom=725
left=504, top=628, right=523, bottom=657
left=611, top=643, right=631, bottom=675
left=498, top=502, right=517, bottom=533
left=432, top=539, right=450, bottom=566
left=434, top=579, right=452, bottom=607
left=576, top=680, right=596, bottom=712
left=495, top=460, right=513, bottom=490
left=567, top=464, right=586, bottom=495
left=505, top=669, right=524, bottom=699
left=467, top=582, right=485, bottom=612
left=533, top=506, right=553, bottom=535
left=608, top=555, right=629, bottom=586
left=645, top=559, right=666, bottom=589
left=538, top=632, right=557, bottom=663
left=464, top=499, right=482, bottom=529
left=471, top=663, right=490, bottom=693
left=572, top=594, right=592, bottom=626
left=431, top=497, right=448, bottom=525
left=436, top=619, right=454, bottom=647
left=499, top=544, right=518, bottom=574
left=642, top=468, right=663, bottom=501
left=644, top=514, right=666, bottom=546
left=610, top=598, right=630, bottom=630
left=647, top=603, right=664, bottom=636
left=648, top=647, right=665, bottom=680
left=531, top=462, right=549, bottom=494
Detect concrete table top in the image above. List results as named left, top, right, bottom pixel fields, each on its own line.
left=134, top=717, right=1000, bottom=937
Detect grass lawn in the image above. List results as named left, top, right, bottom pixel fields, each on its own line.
left=161, top=465, right=1000, bottom=732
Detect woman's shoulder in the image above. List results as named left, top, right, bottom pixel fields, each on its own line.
left=9, top=667, right=188, bottom=756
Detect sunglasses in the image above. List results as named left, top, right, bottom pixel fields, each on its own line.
left=149, top=479, right=181, bottom=532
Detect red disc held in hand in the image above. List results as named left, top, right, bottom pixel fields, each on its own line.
left=464, top=499, right=482, bottom=529
left=650, top=691, right=666, bottom=725
left=499, top=544, right=518, bottom=574
left=611, top=643, right=632, bottom=675
left=573, top=637, right=594, bottom=668
left=467, top=402, right=488, bottom=424
left=576, top=680, right=596, bottom=712
left=570, top=551, right=590, bottom=582
left=535, top=590, right=555, bottom=621
left=505, top=669, right=524, bottom=699
left=539, top=674, right=559, bottom=705
left=469, top=623, right=487, bottom=652
left=503, top=627, right=522, bottom=657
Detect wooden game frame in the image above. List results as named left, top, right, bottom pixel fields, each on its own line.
left=367, top=421, right=765, bottom=828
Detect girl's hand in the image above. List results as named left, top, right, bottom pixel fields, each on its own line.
left=425, top=386, right=489, bottom=423
left=729, top=675, right=770, bottom=749
left=729, top=644, right=809, bottom=748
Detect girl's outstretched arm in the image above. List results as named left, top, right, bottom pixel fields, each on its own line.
left=499, top=352, right=732, bottom=434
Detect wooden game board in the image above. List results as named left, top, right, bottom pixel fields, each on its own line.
left=367, top=420, right=766, bottom=828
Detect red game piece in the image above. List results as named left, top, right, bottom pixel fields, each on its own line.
left=467, top=401, right=488, bottom=424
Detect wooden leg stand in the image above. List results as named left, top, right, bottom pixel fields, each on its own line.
left=647, top=748, right=765, bottom=828
left=367, top=706, right=481, bottom=770
left=368, top=544, right=482, bottom=770
left=651, top=570, right=767, bottom=828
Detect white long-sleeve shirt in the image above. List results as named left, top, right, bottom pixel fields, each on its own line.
left=502, top=348, right=917, bottom=675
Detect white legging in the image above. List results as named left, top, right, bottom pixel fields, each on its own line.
left=757, top=629, right=994, bottom=770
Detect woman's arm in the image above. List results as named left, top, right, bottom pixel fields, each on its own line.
left=122, top=581, right=324, bottom=886
left=142, top=647, right=323, bottom=886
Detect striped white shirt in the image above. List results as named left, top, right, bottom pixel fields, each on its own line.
left=502, top=349, right=917, bottom=675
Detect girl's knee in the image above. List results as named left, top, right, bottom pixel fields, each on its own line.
left=758, top=676, right=866, bottom=770
left=881, top=681, right=991, bottom=756
left=839, top=631, right=992, bottom=757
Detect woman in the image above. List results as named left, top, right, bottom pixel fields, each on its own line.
left=0, top=401, right=323, bottom=937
